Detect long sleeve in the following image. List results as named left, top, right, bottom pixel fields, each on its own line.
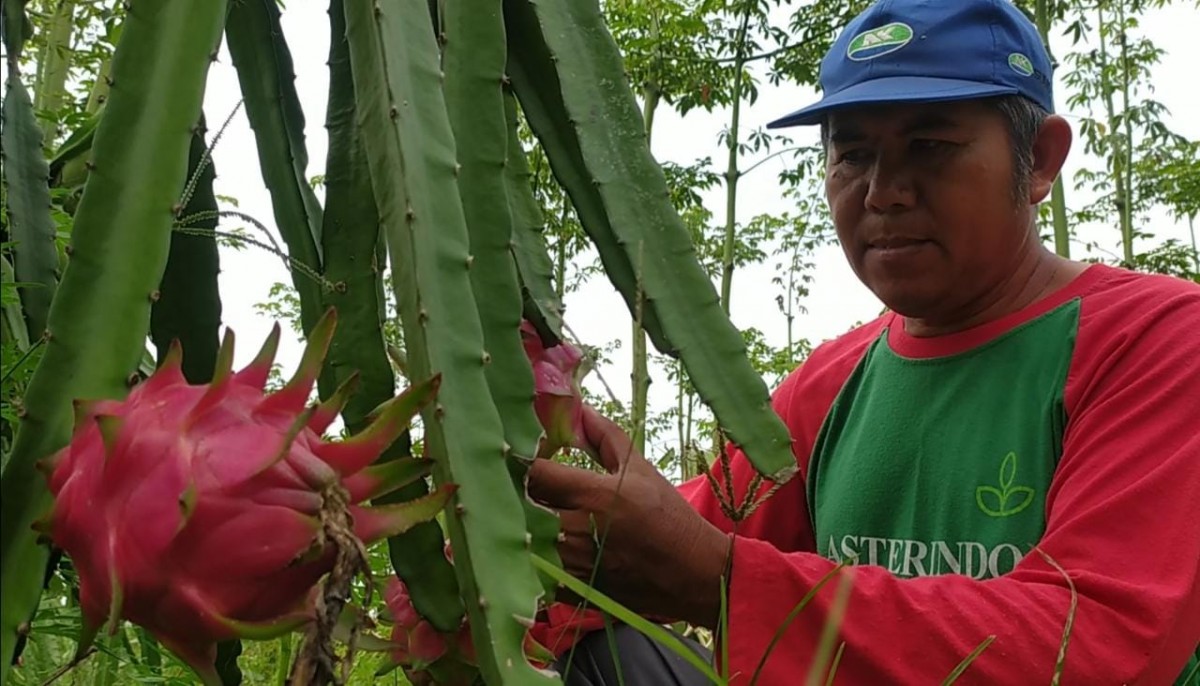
left=719, top=276, right=1200, bottom=685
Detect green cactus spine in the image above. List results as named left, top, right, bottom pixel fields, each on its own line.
left=0, top=0, right=228, bottom=674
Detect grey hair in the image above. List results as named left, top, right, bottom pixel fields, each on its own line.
left=819, top=95, right=1050, bottom=203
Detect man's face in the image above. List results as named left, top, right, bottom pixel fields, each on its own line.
left=824, top=100, right=1032, bottom=321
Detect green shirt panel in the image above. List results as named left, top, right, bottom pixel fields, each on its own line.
left=808, top=300, right=1079, bottom=579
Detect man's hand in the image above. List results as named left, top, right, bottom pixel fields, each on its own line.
left=527, top=405, right=732, bottom=629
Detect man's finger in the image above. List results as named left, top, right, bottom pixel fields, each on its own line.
left=527, top=458, right=606, bottom=509
left=580, top=405, right=636, bottom=474
left=556, top=508, right=603, bottom=580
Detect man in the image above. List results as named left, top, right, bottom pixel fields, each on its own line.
left=527, top=0, right=1200, bottom=684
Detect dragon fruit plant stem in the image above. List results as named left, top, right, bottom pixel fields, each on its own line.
left=504, top=0, right=799, bottom=482
left=224, top=0, right=326, bottom=335
left=0, top=0, right=228, bottom=675
left=343, top=0, right=560, bottom=683
left=443, top=0, right=563, bottom=603
left=2, top=34, right=59, bottom=343
left=35, top=309, right=455, bottom=685
left=321, top=0, right=464, bottom=634
left=502, top=85, right=566, bottom=342
left=151, top=117, right=222, bottom=385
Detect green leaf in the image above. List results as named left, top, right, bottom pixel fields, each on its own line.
left=1002, top=486, right=1036, bottom=517
left=975, top=486, right=1005, bottom=518
left=999, top=451, right=1017, bottom=491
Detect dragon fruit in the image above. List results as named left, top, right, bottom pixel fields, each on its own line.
left=379, top=574, right=557, bottom=685
left=34, top=309, right=453, bottom=685
left=520, top=320, right=586, bottom=459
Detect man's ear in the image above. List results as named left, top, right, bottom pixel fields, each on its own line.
left=1029, top=114, right=1072, bottom=204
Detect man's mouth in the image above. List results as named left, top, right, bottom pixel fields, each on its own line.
left=867, top=237, right=932, bottom=250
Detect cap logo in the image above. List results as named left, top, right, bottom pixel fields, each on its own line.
left=1008, top=53, right=1034, bottom=76
left=846, top=22, right=914, bottom=61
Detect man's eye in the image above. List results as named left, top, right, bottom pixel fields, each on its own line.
left=912, top=138, right=952, bottom=152
left=838, top=148, right=871, bottom=165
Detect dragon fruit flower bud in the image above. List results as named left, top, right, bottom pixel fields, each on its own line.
left=519, top=320, right=585, bottom=458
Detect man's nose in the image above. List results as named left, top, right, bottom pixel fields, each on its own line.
left=864, top=152, right=916, bottom=213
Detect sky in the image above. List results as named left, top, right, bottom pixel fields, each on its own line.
left=196, top=1, right=1200, bottom=458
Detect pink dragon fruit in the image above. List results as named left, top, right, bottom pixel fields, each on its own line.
left=384, top=576, right=449, bottom=665
left=35, top=309, right=453, bottom=685
left=520, top=320, right=586, bottom=459
left=380, top=575, right=557, bottom=684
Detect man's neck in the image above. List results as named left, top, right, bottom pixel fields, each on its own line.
left=904, top=247, right=1086, bottom=338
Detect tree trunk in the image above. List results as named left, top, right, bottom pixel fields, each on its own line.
left=34, top=0, right=77, bottom=150
left=719, top=7, right=753, bottom=313
left=1097, top=2, right=1133, bottom=264
left=631, top=83, right=660, bottom=455
left=1036, top=0, right=1071, bottom=257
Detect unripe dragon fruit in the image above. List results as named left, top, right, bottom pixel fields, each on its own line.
left=35, top=309, right=453, bottom=685
left=520, top=320, right=585, bottom=459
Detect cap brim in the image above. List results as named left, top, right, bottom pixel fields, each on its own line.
left=766, top=76, right=1020, bottom=128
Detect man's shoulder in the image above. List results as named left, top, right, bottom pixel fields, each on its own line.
left=1074, top=263, right=1200, bottom=328
left=775, top=314, right=891, bottom=397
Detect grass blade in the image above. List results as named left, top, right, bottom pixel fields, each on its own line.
left=940, top=635, right=996, bottom=685
left=531, top=554, right=724, bottom=686
left=1036, top=548, right=1078, bottom=686
left=824, top=642, right=846, bottom=686
left=804, top=569, right=854, bottom=686
left=748, top=562, right=847, bottom=686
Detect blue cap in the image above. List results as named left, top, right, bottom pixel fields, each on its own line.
left=767, top=0, right=1054, bottom=128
